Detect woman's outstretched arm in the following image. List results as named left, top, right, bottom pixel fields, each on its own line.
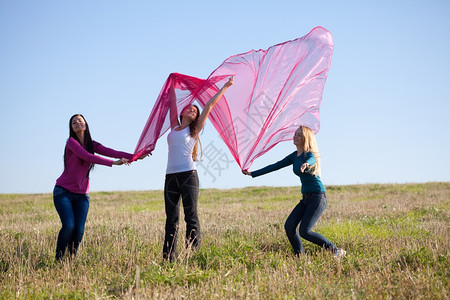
left=195, top=76, right=234, bottom=133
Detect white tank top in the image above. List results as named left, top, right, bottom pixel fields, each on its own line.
left=166, top=126, right=197, bottom=174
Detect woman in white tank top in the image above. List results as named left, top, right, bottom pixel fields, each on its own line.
left=163, top=76, right=234, bottom=261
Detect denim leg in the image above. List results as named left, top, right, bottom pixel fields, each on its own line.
left=298, top=194, right=337, bottom=251
left=163, top=174, right=181, bottom=261
left=180, top=171, right=200, bottom=250
left=68, top=193, right=89, bottom=257
left=54, top=186, right=75, bottom=260
left=284, top=201, right=307, bottom=255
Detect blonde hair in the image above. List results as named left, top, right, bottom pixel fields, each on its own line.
left=299, top=126, right=321, bottom=176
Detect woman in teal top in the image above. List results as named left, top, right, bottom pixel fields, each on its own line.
left=243, top=125, right=345, bottom=257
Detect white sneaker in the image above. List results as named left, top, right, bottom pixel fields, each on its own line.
left=334, top=248, right=346, bottom=258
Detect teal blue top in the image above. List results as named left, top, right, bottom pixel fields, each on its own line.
left=251, top=151, right=325, bottom=194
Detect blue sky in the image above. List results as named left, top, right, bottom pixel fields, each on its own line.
left=1, top=0, right=449, bottom=194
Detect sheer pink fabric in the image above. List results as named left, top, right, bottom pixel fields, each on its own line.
left=132, top=27, right=334, bottom=170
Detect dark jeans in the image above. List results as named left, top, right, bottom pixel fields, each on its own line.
left=163, top=170, right=200, bottom=261
left=53, top=185, right=90, bottom=261
left=284, top=192, right=337, bottom=255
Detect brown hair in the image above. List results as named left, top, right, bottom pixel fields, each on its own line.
left=66, top=114, right=95, bottom=176
left=180, top=105, right=202, bottom=161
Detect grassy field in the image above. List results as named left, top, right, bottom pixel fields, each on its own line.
left=0, top=182, right=448, bottom=299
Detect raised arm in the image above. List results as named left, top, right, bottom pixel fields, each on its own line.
left=195, top=76, right=234, bottom=133
left=169, top=79, right=180, bottom=130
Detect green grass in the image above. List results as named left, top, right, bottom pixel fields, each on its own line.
left=0, top=183, right=448, bottom=299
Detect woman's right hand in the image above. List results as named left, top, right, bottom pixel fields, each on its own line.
left=242, top=170, right=251, bottom=176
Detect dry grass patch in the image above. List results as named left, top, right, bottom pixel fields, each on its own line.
left=0, top=183, right=448, bottom=299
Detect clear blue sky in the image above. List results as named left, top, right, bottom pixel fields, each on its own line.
left=1, top=0, right=449, bottom=194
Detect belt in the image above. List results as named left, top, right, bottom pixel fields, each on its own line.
left=302, top=192, right=326, bottom=198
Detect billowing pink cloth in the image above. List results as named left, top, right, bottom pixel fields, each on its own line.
left=132, top=27, right=334, bottom=170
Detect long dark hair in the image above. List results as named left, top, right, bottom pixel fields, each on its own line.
left=64, top=114, right=95, bottom=176
left=179, top=105, right=202, bottom=161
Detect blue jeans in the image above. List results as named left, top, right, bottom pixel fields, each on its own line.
left=53, top=185, right=90, bottom=260
left=284, top=192, right=337, bottom=255
left=163, top=170, right=200, bottom=261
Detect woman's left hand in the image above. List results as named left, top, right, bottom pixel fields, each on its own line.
left=137, top=152, right=151, bottom=160
left=113, top=158, right=130, bottom=166
left=223, top=76, right=234, bottom=88
left=300, top=162, right=309, bottom=173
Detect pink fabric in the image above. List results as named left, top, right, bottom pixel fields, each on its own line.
left=132, top=27, right=334, bottom=170
left=131, top=73, right=228, bottom=160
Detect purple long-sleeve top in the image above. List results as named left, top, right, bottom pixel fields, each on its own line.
left=55, top=137, right=133, bottom=194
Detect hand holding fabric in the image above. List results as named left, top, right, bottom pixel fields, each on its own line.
left=113, top=158, right=130, bottom=166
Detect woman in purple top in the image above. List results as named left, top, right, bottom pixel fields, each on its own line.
left=53, top=114, right=133, bottom=261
